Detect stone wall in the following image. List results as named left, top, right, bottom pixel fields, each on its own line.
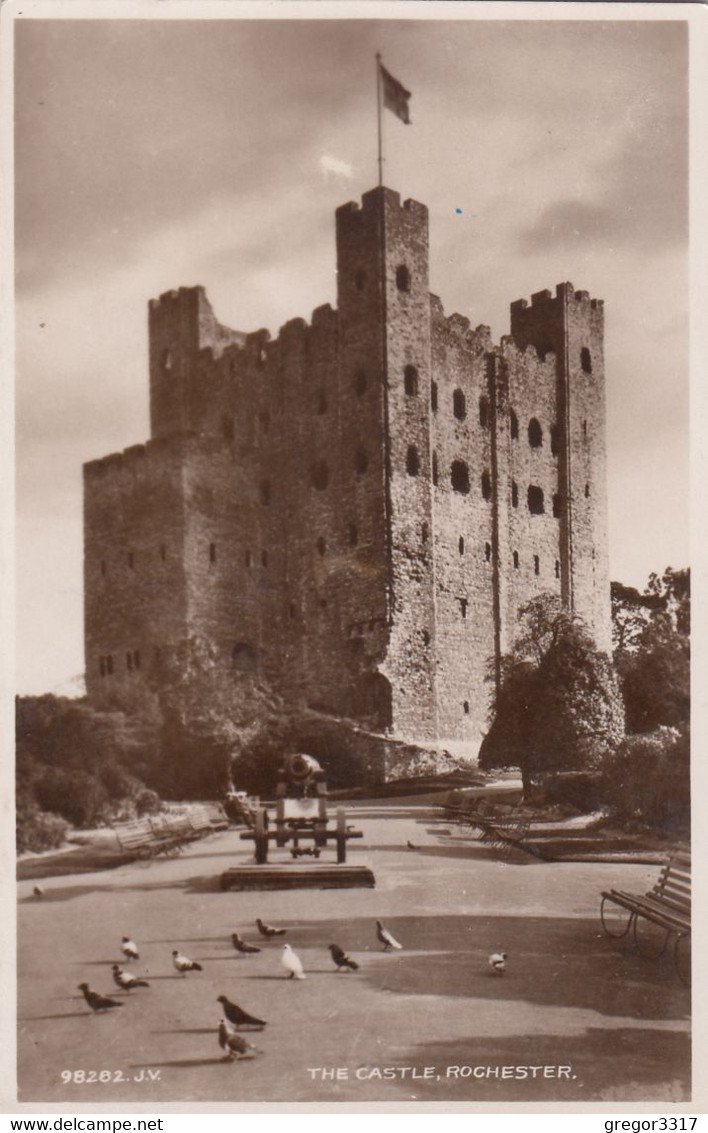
left=84, top=187, right=613, bottom=767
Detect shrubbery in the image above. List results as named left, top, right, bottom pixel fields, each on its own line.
left=16, top=695, right=163, bottom=851
left=600, top=725, right=690, bottom=837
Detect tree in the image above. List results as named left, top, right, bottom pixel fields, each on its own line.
left=612, top=567, right=689, bottom=733
left=479, top=595, right=625, bottom=795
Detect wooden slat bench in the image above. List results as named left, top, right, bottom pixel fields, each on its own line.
left=113, top=818, right=184, bottom=861
left=443, top=797, right=532, bottom=859
left=600, top=850, right=691, bottom=983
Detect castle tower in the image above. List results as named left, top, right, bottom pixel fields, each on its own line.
left=83, top=186, right=612, bottom=757
left=336, top=187, right=438, bottom=738
left=509, top=285, right=611, bottom=651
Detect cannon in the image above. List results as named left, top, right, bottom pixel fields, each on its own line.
left=239, top=754, right=363, bottom=864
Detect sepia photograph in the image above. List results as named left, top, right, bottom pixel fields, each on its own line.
left=9, top=1, right=695, bottom=1110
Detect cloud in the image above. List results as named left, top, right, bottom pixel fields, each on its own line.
left=319, top=154, right=354, bottom=180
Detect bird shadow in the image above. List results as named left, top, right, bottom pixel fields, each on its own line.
left=78, top=959, right=124, bottom=966
left=239, top=974, right=291, bottom=981
left=21, top=1012, right=90, bottom=1021
left=152, top=1028, right=215, bottom=1035
left=128, top=1058, right=231, bottom=1069
left=143, top=937, right=225, bottom=945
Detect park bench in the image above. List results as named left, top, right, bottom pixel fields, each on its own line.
left=600, top=850, right=691, bottom=983
left=443, top=796, right=532, bottom=858
left=113, top=818, right=184, bottom=861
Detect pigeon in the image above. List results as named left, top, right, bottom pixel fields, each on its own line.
left=232, top=933, right=260, bottom=955
left=406, top=841, right=418, bottom=850
left=489, top=951, right=507, bottom=975
left=217, top=995, right=266, bottom=1029
left=281, top=943, right=306, bottom=979
left=376, top=920, right=403, bottom=951
left=112, top=965, right=149, bottom=992
left=78, top=983, right=123, bottom=1012
left=33, top=885, right=44, bottom=898
left=217, top=1019, right=260, bottom=1061
left=172, top=949, right=203, bottom=975
left=120, top=936, right=139, bottom=961
left=256, top=918, right=286, bottom=938
left=329, top=944, right=359, bottom=972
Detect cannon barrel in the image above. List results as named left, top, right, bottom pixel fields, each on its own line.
left=283, top=753, right=322, bottom=782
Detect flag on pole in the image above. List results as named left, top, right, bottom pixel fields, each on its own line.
left=380, top=63, right=412, bottom=125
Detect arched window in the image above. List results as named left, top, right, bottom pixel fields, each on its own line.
left=355, top=370, right=367, bottom=396
left=421, top=522, right=429, bottom=542
left=528, top=418, right=543, bottom=448
left=209, top=542, right=217, bottom=564
left=463, top=700, right=470, bottom=715
left=581, top=347, right=592, bottom=373
left=459, top=536, right=465, bottom=556
left=511, top=480, right=518, bottom=508
left=481, top=470, right=492, bottom=501
left=510, top=409, right=519, bottom=440
left=528, top=485, right=545, bottom=514
left=485, top=542, right=491, bottom=562
left=459, top=598, right=468, bottom=619
left=406, top=445, right=420, bottom=476
left=479, top=396, right=489, bottom=428
left=534, top=554, right=540, bottom=576
left=453, top=389, right=467, bottom=420
left=396, top=265, right=411, bottom=292
left=432, top=450, right=438, bottom=485
left=451, top=460, right=470, bottom=494
left=311, top=462, right=329, bottom=490
left=354, top=447, right=369, bottom=475
left=513, top=551, right=519, bottom=570
left=404, top=365, right=418, bottom=396
left=555, top=559, right=560, bottom=578
left=431, top=381, right=438, bottom=412
left=585, top=482, right=590, bottom=498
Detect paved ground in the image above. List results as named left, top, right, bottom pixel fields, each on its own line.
left=17, top=805, right=690, bottom=1105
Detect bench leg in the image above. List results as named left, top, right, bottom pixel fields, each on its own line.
left=600, top=896, right=634, bottom=939
left=632, top=916, right=670, bottom=959
left=674, top=933, right=691, bottom=985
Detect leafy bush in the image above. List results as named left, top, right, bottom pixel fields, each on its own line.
left=600, top=725, right=689, bottom=836
left=17, top=791, right=69, bottom=853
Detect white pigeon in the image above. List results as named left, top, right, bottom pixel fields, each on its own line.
left=172, top=949, right=203, bottom=975
left=281, top=943, right=306, bottom=980
left=376, top=919, right=403, bottom=951
left=120, top=936, right=139, bottom=961
left=489, top=951, right=507, bottom=975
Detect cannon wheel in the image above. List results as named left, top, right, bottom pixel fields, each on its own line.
left=336, top=808, right=347, bottom=864
left=254, top=808, right=269, bottom=864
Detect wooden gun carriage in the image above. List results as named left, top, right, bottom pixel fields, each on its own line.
left=239, top=754, right=363, bottom=864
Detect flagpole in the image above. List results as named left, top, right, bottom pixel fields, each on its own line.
left=376, top=52, right=383, bottom=188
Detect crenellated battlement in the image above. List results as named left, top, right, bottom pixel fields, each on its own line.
left=85, top=183, right=612, bottom=747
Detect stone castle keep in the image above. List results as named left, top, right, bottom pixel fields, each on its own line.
left=84, top=186, right=612, bottom=755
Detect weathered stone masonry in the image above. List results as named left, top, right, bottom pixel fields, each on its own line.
left=84, top=185, right=612, bottom=756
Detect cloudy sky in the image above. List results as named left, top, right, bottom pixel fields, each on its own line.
left=14, top=13, right=688, bottom=695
